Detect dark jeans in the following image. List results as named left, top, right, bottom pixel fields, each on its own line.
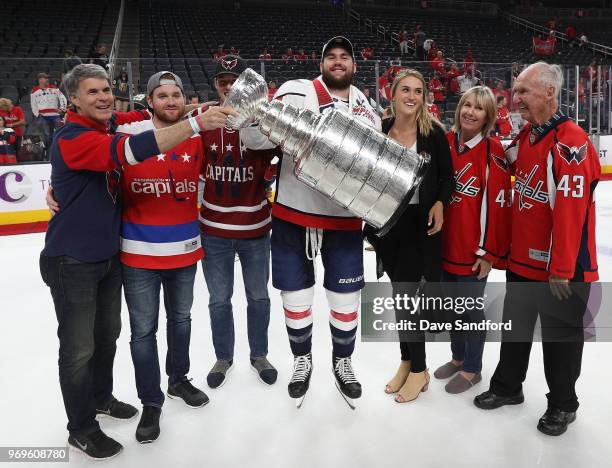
left=37, top=115, right=62, bottom=156
left=122, top=263, right=196, bottom=407
left=441, top=270, right=487, bottom=373
left=201, top=233, right=271, bottom=360
left=489, top=269, right=590, bottom=412
left=374, top=205, right=443, bottom=373
left=39, top=254, right=122, bottom=436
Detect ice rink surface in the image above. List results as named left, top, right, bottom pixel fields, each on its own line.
left=1, top=182, right=611, bottom=468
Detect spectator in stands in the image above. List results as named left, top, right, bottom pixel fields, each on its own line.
left=0, top=115, right=17, bottom=164
left=89, top=44, right=109, bottom=70
left=259, top=47, right=272, bottom=60
left=545, top=19, right=557, bottom=31
left=431, top=50, right=447, bottom=81
left=0, top=98, right=26, bottom=151
left=398, top=25, right=409, bottom=56
left=495, top=95, right=512, bottom=137
left=427, top=40, right=439, bottom=62
left=63, top=49, right=82, bottom=75
left=31, top=72, right=67, bottom=155
left=511, top=62, right=522, bottom=85
left=578, top=33, right=588, bottom=48
left=113, top=70, right=131, bottom=112
left=565, top=24, right=578, bottom=47
left=428, top=72, right=445, bottom=103
left=268, top=79, right=278, bottom=101
left=426, top=90, right=441, bottom=120
left=282, top=47, right=295, bottom=63
left=379, top=68, right=392, bottom=104
left=229, top=46, right=240, bottom=56
left=362, top=86, right=382, bottom=114
left=213, top=45, right=227, bottom=60
left=295, top=48, right=307, bottom=61
left=463, top=49, right=476, bottom=74
left=458, top=70, right=479, bottom=95
left=310, top=51, right=317, bottom=60
left=493, top=80, right=510, bottom=108
left=360, top=46, right=374, bottom=61
left=423, top=37, right=434, bottom=61
left=189, top=94, right=200, bottom=105
left=446, top=63, right=461, bottom=93
left=414, top=25, right=426, bottom=61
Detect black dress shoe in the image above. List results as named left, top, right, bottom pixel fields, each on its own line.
left=473, top=390, right=524, bottom=410
left=537, top=408, right=576, bottom=436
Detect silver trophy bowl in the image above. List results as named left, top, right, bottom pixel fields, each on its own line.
left=224, top=68, right=430, bottom=236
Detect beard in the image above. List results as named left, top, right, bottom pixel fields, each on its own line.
left=321, top=67, right=354, bottom=90
left=153, top=106, right=184, bottom=124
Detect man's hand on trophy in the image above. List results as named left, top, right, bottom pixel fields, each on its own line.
left=196, top=106, right=238, bottom=131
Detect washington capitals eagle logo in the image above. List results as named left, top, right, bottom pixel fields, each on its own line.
left=491, top=154, right=509, bottom=172
left=556, top=141, right=588, bottom=165
left=221, top=58, right=238, bottom=71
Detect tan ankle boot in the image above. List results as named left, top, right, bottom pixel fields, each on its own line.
left=395, top=369, right=430, bottom=403
left=385, top=361, right=411, bottom=394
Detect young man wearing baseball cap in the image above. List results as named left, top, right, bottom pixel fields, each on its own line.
left=249, top=37, right=381, bottom=407
left=192, top=55, right=280, bottom=390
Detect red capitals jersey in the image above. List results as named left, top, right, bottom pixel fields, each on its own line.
left=200, top=126, right=276, bottom=238
left=443, top=132, right=512, bottom=276
left=505, top=114, right=600, bottom=281
left=118, top=119, right=204, bottom=270
left=427, top=102, right=440, bottom=120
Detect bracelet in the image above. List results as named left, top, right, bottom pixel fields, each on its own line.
left=188, top=116, right=201, bottom=135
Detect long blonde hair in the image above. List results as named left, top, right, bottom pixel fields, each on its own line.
left=390, top=68, right=443, bottom=136
left=452, top=86, right=497, bottom=137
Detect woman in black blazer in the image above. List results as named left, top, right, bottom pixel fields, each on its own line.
left=365, top=68, right=453, bottom=403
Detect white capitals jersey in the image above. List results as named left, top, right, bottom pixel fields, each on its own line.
left=270, top=76, right=382, bottom=230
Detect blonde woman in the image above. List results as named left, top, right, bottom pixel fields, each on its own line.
left=365, top=69, right=453, bottom=403
left=434, top=86, right=511, bottom=393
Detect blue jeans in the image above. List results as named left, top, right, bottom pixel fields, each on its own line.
left=40, top=254, right=122, bottom=436
left=441, top=270, right=487, bottom=373
left=201, top=232, right=271, bottom=360
left=122, top=263, right=196, bottom=407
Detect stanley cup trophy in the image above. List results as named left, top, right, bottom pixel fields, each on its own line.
left=224, top=68, right=431, bottom=236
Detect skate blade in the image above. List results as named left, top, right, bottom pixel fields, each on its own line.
left=335, top=381, right=357, bottom=410
left=294, top=394, right=306, bottom=409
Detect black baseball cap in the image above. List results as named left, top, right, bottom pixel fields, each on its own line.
left=321, top=36, right=355, bottom=61
left=214, top=55, right=247, bottom=79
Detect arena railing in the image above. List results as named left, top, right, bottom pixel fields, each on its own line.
left=107, top=0, right=126, bottom=80
left=503, top=12, right=612, bottom=59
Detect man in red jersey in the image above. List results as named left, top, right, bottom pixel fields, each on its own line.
left=474, top=62, right=601, bottom=437
left=190, top=55, right=280, bottom=391
left=115, top=71, right=215, bottom=444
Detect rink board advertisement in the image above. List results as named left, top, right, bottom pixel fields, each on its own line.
left=0, top=163, right=51, bottom=235
left=598, top=134, right=612, bottom=178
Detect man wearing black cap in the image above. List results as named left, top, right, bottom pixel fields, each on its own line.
left=253, top=37, right=381, bottom=407
left=30, top=72, right=67, bottom=155
left=192, top=55, right=280, bottom=390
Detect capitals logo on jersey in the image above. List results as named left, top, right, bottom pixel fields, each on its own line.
left=450, top=162, right=480, bottom=204
left=514, top=164, right=549, bottom=210
left=352, top=96, right=376, bottom=125
left=556, top=141, right=588, bottom=165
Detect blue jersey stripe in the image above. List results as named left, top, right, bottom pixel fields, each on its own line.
left=122, top=220, right=200, bottom=243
